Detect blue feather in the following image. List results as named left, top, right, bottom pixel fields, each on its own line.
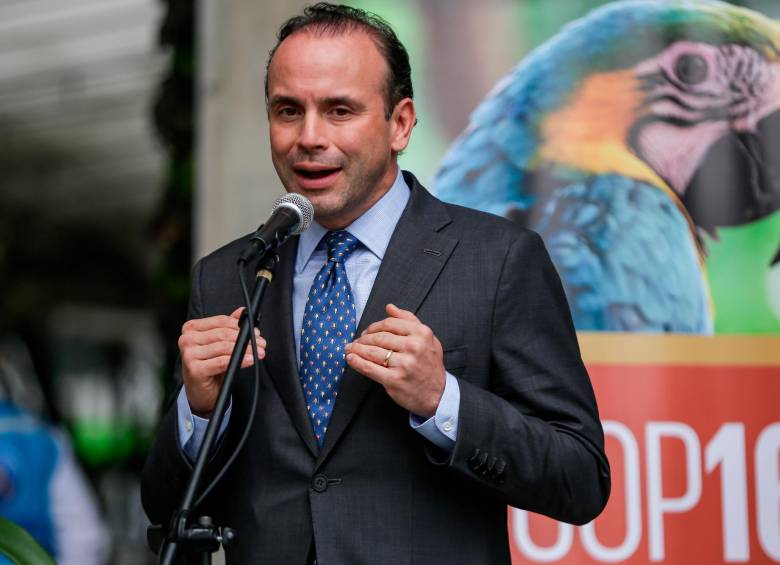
left=537, top=175, right=712, bottom=333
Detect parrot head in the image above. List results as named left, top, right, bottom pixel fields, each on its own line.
left=434, top=0, right=780, bottom=334
left=437, top=0, right=780, bottom=227
left=539, top=1, right=780, bottom=228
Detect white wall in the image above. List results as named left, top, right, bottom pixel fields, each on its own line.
left=196, top=0, right=306, bottom=258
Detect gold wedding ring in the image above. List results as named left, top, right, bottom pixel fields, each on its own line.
left=383, top=349, right=394, bottom=368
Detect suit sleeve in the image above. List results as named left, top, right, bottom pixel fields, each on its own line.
left=444, top=231, right=610, bottom=525
left=140, top=258, right=233, bottom=527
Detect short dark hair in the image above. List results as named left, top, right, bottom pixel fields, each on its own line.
left=265, top=2, right=414, bottom=119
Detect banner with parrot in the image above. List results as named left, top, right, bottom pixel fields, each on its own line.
left=340, top=0, right=780, bottom=563
left=435, top=0, right=780, bottom=336
left=346, top=0, right=780, bottom=562
left=425, top=1, right=780, bottom=563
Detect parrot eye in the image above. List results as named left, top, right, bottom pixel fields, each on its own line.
left=674, top=54, right=709, bottom=85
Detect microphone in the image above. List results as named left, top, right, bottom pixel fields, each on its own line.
left=239, top=193, right=314, bottom=262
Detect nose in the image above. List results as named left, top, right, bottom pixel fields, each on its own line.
left=297, top=112, right=328, bottom=152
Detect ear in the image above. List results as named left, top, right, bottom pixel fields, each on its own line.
left=390, top=98, right=416, bottom=153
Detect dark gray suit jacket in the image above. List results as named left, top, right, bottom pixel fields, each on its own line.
left=141, top=172, right=610, bottom=564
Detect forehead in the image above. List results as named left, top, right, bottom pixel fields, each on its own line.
left=267, top=30, right=388, bottom=98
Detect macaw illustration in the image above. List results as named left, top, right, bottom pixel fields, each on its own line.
left=434, top=0, right=780, bottom=334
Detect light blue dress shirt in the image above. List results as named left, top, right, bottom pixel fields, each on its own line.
left=178, top=169, right=460, bottom=458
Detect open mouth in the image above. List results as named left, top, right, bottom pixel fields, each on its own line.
left=295, top=168, right=341, bottom=179
left=293, top=165, right=342, bottom=180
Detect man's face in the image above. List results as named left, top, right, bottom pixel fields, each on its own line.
left=266, top=30, right=414, bottom=229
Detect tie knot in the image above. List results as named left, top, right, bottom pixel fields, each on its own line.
left=325, top=230, right=359, bottom=263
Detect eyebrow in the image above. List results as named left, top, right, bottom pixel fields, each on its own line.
left=268, top=95, right=366, bottom=111
left=320, top=96, right=366, bottom=110
left=268, top=95, right=301, bottom=108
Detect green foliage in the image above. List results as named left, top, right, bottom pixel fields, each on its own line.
left=0, top=518, right=56, bottom=565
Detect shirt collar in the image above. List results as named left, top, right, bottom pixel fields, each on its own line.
left=295, top=168, right=411, bottom=273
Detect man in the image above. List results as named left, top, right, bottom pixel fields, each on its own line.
left=141, top=4, right=610, bottom=564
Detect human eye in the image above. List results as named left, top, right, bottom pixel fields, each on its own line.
left=274, top=106, right=301, bottom=120
left=329, top=106, right=353, bottom=120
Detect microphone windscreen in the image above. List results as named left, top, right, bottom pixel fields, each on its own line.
left=271, top=193, right=314, bottom=235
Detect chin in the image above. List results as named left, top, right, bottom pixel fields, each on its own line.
left=312, top=205, right=347, bottom=224
left=315, top=203, right=358, bottom=229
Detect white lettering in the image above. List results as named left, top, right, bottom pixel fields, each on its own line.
left=512, top=507, right=573, bottom=562
left=705, top=423, right=750, bottom=562
left=756, top=423, right=780, bottom=561
left=581, top=420, right=642, bottom=562
left=645, top=422, right=702, bottom=561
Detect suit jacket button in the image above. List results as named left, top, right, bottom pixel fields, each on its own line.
left=493, top=460, right=507, bottom=478
left=311, top=474, right=329, bottom=493
left=468, top=448, right=482, bottom=470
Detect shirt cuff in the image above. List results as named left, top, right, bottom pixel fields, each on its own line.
left=409, top=372, right=460, bottom=452
left=176, top=387, right=232, bottom=461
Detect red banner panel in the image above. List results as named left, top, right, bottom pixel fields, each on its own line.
left=509, top=334, right=780, bottom=564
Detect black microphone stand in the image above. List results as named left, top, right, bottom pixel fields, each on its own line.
left=151, top=252, right=279, bottom=565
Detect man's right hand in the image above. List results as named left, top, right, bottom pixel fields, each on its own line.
left=178, top=307, right=266, bottom=417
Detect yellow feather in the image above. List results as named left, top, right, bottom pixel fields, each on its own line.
left=537, top=69, right=710, bottom=295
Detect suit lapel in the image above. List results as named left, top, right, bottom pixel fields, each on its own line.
left=261, top=238, right=319, bottom=457
left=316, top=177, right=459, bottom=466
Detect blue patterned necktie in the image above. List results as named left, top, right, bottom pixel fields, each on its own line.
left=299, top=230, right=360, bottom=447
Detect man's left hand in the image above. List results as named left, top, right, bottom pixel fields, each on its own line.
left=345, top=303, right=445, bottom=418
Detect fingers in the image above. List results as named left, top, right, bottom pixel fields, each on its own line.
left=349, top=305, right=445, bottom=418
left=345, top=349, right=392, bottom=385
left=352, top=331, right=405, bottom=352
left=180, top=309, right=260, bottom=416
left=185, top=340, right=242, bottom=361
left=359, top=312, right=435, bottom=364
left=362, top=304, right=425, bottom=337
left=180, top=327, right=266, bottom=355
left=186, top=339, right=265, bottom=361
left=187, top=355, right=232, bottom=379
left=182, top=313, right=241, bottom=333
left=187, top=350, right=261, bottom=377
left=180, top=312, right=267, bottom=383
left=243, top=333, right=266, bottom=362
left=183, top=326, right=238, bottom=345
left=346, top=341, right=396, bottom=367
left=362, top=316, right=415, bottom=337
left=241, top=353, right=257, bottom=368
left=355, top=305, right=436, bottom=364
left=182, top=338, right=264, bottom=368
left=385, top=303, right=419, bottom=322
left=181, top=307, right=254, bottom=333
